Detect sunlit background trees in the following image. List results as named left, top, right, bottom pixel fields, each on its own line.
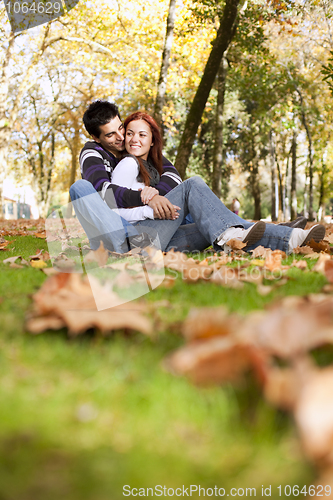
left=1, top=0, right=333, bottom=221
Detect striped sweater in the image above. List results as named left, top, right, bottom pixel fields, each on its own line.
left=79, top=141, right=182, bottom=208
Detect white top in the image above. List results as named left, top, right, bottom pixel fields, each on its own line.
left=111, top=156, right=154, bottom=223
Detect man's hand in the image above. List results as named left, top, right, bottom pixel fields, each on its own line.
left=139, top=186, right=159, bottom=204
left=148, top=195, right=180, bottom=220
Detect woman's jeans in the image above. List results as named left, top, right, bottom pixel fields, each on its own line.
left=69, top=178, right=293, bottom=253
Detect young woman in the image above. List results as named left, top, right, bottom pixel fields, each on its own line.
left=111, top=112, right=325, bottom=253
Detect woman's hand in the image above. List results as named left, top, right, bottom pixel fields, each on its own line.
left=139, top=186, right=159, bottom=204
left=148, top=195, right=180, bottom=220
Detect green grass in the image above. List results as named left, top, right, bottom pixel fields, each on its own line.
left=0, top=235, right=325, bottom=499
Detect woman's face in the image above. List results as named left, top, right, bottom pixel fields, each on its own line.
left=125, top=119, right=153, bottom=161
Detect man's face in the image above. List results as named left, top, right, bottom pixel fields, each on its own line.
left=92, top=116, right=125, bottom=156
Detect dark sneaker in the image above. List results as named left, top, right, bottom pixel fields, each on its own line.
left=300, top=224, right=326, bottom=246
left=242, top=221, right=266, bottom=247
left=278, top=216, right=307, bottom=229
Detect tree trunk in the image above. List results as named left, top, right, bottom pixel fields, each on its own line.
left=0, top=31, right=15, bottom=219
left=294, top=87, right=314, bottom=220
left=290, top=131, right=297, bottom=220
left=251, top=160, right=261, bottom=220
left=212, top=56, right=228, bottom=197
left=154, top=0, right=176, bottom=135
left=66, top=123, right=81, bottom=217
left=174, top=0, right=240, bottom=179
left=269, top=130, right=277, bottom=221
left=318, top=160, right=327, bottom=222
left=276, top=159, right=284, bottom=221
left=284, top=155, right=289, bottom=221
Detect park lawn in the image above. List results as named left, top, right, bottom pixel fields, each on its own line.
left=0, top=234, right=328, bottom=500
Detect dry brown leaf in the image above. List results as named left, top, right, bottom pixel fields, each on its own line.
left=295, top=367, right=333, bottom=464
left=3, top=255, right=22, bottom=264
left=293, top=245, right=313, bottom=255
left=183, top=264, right=213, bottom=281
left=34, top=231, right=46, bottom=239
left=27, top=315, right=66, bottom=333
left=325, top=233, right=333, bottom=244
left=313, top=254, right=331, bottom=274
left=210, top=267, right=244, bottom=288
left=9, top=263, right=24, bottom=269
left=84, top=241, right=109, bottom=267
left=182, top=307, right=241, bottom=341
left=163, top=249, right=189, bottom=272
left=324, top=260, right=333, bottom=283
left=264, top=251, right=283, bottom=272
left=309, top=239, right=330, bottom=254
left=0, top=240, right=12, bottom=250
left=226, top=238, right=247, bottom=250
left=164, top=336, right=265, bottom=385
left=250, top=246, right=271, bottom=258
left=257, top=284, right=273, bottom=295
left=26, top=273, right=152, bottom=337
left=304, top=252, right=324, bottom=259
left=264, top=367, right=302, bottom=411
left=240, top=297, right=333, bottom=359
left=292, top=259, right=308, bottom=270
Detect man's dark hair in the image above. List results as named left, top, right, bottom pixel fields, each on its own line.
left=83, top=100, right=121, bottom=137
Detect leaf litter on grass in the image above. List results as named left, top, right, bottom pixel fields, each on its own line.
left=20, top=219, right=333, bottom=489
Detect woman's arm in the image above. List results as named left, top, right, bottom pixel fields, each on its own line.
left=112, top=156, right=142, bottom=189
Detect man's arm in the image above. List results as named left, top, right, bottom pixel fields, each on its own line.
left=154, top=156, right=182, bottom=196
left=80, top=144, right=144, bottom=209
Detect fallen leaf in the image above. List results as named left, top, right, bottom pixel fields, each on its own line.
left=309, top=239, right=330, bottom=254
left=3, top=255, right=22, bottom=264
left=226, top=238, right=247, bottom=250
left=264, top=250, right=283, bottom=272
left=30, top=260, right=48, bottom=269
left=295, top=367, right=333, bottom=464
left=264, top=367, right=302, bottom=411
left=250, top=246, right=271, bottom=258
left=164, top=336, right=265, bottom=385
left=26, top=273, right=152, bottom=337
left=292, top=259, right=308, bottom=270
left=293, top=245, right=314, bottom=255
left=34, top=231, right=46, bottom=239
left=84, top=241, right=109, bottom=267
left=324, top=260, right=333, bottom=283
left=182, top=307, right=241, bottom=341
left=313, top=254, right=331, bottom=274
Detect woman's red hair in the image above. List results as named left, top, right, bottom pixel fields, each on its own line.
left=124, top=111, right=163, bottom=186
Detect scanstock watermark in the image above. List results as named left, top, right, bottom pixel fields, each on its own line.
left=45, top=195, right=165, bottom=311
left=122, top=485, right=258, bottom=497
left=4, top=0, right=80, bottom=33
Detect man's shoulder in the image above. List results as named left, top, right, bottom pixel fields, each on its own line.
left=80, top=140, right=107, bottom=156
left=80, top=141, right=118, bottom=164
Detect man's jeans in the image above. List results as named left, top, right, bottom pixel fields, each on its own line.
left=134, top=177, right=292, bottom=252
left=69, top=179, right=210, bottom=253
left=69, top=178, right=293, bottom=253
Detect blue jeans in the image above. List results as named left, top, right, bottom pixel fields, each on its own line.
left=134, top=177, right=293, bottom=252
left=69, top=178, right=292, bottom=253
left=69, top=180, right=207, bottom=253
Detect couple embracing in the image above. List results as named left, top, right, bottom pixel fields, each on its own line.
left=70, top=100, right=325, bottom=255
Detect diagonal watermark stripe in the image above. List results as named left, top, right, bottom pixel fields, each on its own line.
left=4, top=0, right=80, bottom=33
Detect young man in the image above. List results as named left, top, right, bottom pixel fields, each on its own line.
left=69, top=100, right=325, bottom=254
